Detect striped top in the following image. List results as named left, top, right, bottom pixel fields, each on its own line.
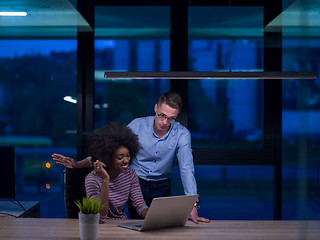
left=85, top=167, right=148, bottom=223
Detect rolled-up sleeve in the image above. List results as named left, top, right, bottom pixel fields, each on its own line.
left=176, top=131, right=197, bottom=195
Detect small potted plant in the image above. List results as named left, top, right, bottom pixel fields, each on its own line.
left=75, top=197, right=103, bottom=240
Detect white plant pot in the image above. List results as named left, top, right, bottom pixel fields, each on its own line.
left=79, top=212, right=100, bottom=240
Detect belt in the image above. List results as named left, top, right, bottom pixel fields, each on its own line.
left=138, top=177, right=170, bottom=184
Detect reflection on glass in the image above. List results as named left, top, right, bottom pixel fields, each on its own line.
left=188, top=79, right=263, bottom=149
left=172, top=165, right=274, bottom=220
left=189, top=6, right=264, bottom=40
left=94, top=6, right=170, bottom=127
left=188, top=6, right=264, bottom=150
left=0, top=39, right=77, bottom=218
left=94, top=78, right=170, bottom=127
left=282, top=39, right=320, bottom=220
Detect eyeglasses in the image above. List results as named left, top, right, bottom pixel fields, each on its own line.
left=157, top=113, right=177, bottom=123
left=114, top=153, right=130, bottom=160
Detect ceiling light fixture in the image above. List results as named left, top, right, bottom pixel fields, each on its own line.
left=104, top=71, right=317, bottom=80
left=64, top=96, right=77, bottom=104
left=0, top=12, right=27, bottom=16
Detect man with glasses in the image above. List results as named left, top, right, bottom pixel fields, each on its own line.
left=53, top=91, right=209, bottom=223
left=126, top=91, right=209, bottom=223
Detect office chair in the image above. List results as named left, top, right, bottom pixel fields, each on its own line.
left=63, top=168, right=92, bottom=218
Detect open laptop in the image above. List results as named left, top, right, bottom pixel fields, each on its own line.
left=117, top=194, right=198, bottom=231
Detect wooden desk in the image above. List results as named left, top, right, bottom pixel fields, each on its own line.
left=0, top=218, right=319, bottom=240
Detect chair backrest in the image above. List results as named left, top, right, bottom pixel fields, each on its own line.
left=63, top=168, right=92, bottom=218
left=0, top=146, right=15, bottom=199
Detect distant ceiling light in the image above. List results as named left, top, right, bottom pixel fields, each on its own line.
left=102, top=103, right=109, bottom=108
left=104, top=71, right=317, bottom=80
left=63, top=96, right=77, bottom=104
left=0, top=12, right=27, bottom=16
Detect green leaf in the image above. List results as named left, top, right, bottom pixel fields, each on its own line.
left=74, top=197, right=104, bottom=214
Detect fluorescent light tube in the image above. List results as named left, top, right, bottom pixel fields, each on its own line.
left=64, top=96, right=77, bottom=104
left=0, top=12, right=27, bottom=16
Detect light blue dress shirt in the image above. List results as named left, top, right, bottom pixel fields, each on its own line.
left=128, top=116, right=197, bottom=195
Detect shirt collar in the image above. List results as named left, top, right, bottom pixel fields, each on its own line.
left=151, top=116, right=175, bottom=139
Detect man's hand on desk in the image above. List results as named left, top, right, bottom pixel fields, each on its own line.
left=189, top=207, right=211, bottom=224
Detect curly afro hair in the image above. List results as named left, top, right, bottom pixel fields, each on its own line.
left=88, top=122, right=141, bottom=168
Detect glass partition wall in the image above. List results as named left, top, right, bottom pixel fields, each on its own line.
left=0, top=40, right=77, bottom=217
left=0, top=0, right=84, bottom=217
left=281, top=7, right=320, bottom=219
left=93, top=3, right=277, bottom=220
left=186, top=6, right=274, bottom=219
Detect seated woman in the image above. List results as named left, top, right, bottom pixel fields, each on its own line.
left=53, top=123, right=148, bottom=223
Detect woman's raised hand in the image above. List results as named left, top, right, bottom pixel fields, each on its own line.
left=52, top=153, right=77, bottom=168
